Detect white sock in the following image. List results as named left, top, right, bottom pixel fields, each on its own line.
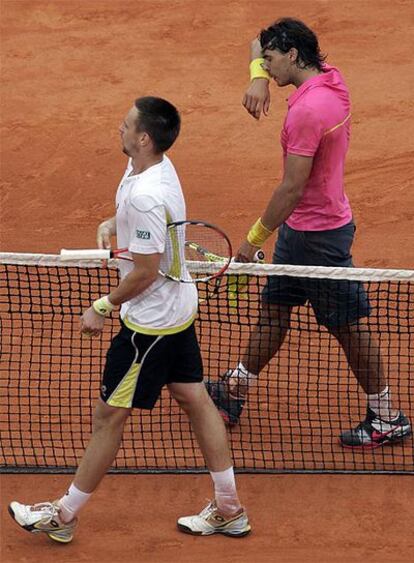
left=59, top=483, right=91, bottom=522
left=210, top=466, right=241, bottom=515
left=367, top=386, right=397, bottom=421
left=229, top=362, right=258, bottom=398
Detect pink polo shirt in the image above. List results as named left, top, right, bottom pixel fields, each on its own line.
left=282, top=64, right=353, bottom=231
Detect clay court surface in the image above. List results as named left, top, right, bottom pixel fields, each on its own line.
left=1, top=1, right=413, bottom=562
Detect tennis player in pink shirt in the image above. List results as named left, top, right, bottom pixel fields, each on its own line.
left=207, top=18, right=411, bottom=449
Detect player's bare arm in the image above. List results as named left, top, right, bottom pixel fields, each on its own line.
left=242, top=38, right=271, bottom=120
left=108, top=251, right=161, bottom=306
left=261, top=153, right=313, bottom=229
left=237, top=154, right=313, bottom=261
left=96, top=216, right=116, bottom=249
left=80, top=251, right=161, bottom=336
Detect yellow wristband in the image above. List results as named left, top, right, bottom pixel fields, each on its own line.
left=93, top=296, right=114, bottom=317
left=249, top=58, right=270, bottom=81
left=247, top=218, right=274, bottom=246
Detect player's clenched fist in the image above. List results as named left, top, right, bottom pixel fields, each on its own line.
left=80, top=306, right=105, bottom=337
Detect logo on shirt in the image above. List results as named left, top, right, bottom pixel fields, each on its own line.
left=136, top=229, right=151, bottom=240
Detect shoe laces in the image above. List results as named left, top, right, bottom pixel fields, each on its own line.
left=220, top=370, right=246, bottom=401
left=199, top=500, right=217, bottom=518
left=29, top=502, right=59, bottom=524
left=220, top=370, right=233, bottom=381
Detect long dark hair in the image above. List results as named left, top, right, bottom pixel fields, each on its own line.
left=260, top=18, right=326, bottom=70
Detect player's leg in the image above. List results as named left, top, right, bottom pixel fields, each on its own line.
left=167, top=325, right=250, bottom=537
left=330, top=322, right=412, bottom=448
left=240, top=301, right=292, bottom=386
left=206, top=223, right=303, bottom=426
left=70, top=400, right=132, bottom=492
left=8, top=323, right=137, bottom=542
left=169, top=382, right=250, bottom=537
left=57, top=327, right=173, bottom=523
left=306, top=222, right=412, bottom=448
left=330, top=322, right=386, bottom=396
left=8, top=401, right=132, bottom=542
left=206, top=301, right=292, bottom=426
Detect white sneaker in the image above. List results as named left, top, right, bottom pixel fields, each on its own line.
left=8, top=500, right=77, bottom=543
left=177, top=501, right=251, bottom=537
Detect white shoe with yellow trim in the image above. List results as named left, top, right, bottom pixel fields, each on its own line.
left=8, top=500, right=77, bottom=543
left=177, top=500, right=251, bottom=537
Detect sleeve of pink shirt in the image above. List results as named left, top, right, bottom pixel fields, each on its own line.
left=285, top=104, right=325, bottom=157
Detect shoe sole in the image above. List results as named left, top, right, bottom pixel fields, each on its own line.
left=339, top=429, right=412, bottom=450
left=47, top=532, right=74, bottom=543
left=8, top=505, right=74, bottom=543
left=177, top=522, right=251, bottom=537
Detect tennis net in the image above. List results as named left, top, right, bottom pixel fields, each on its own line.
left=0, top=253, right=413, bottom=474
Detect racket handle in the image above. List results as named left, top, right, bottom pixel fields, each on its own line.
left=253, top=250, right=265, bottom=262
left=60, top=249, right=111, bottom=260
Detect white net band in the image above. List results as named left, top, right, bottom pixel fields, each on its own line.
left=1, top=252, right=413, bottom=282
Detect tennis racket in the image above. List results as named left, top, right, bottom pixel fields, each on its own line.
left=185, top=242, right=264, bottom=264
left=60, top=220, right=233, bottom=283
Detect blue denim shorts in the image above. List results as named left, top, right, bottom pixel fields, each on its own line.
left=262, top=221, right=371, bottom=328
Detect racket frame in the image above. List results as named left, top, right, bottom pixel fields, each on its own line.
left=60, top=220, right=233, bottom=284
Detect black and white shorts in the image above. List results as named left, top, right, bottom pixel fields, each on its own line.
left=100, top=321, right=203, bottom=410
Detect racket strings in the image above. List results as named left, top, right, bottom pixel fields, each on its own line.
left=162, top=223, right=189, bottom=281
left=184, top=225, right=229, bottom=264
left=164, top=222, right=232, bottom=282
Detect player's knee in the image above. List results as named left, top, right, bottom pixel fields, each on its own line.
left=258, top=315, right=290, bottom=335
left=260, top=303, right=291, bottom=324
left=169, top=382, right=207, bottom=413
left=328, top=325, right=354, bottom=344
left=92, top=400, right=131, bottom=433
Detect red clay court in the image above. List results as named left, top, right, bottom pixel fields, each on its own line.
left=1, top=2, right=413, bottom=562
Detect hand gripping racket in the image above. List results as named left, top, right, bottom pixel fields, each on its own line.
left=61, top=220, right=233, bottom=284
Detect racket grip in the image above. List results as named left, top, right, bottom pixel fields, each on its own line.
left=253, top=250, right=265, bottom=262
left=60, top=249, right=111, bottom=260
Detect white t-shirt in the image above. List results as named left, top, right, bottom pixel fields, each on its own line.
left=115, top=156, right=198, bottom=334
